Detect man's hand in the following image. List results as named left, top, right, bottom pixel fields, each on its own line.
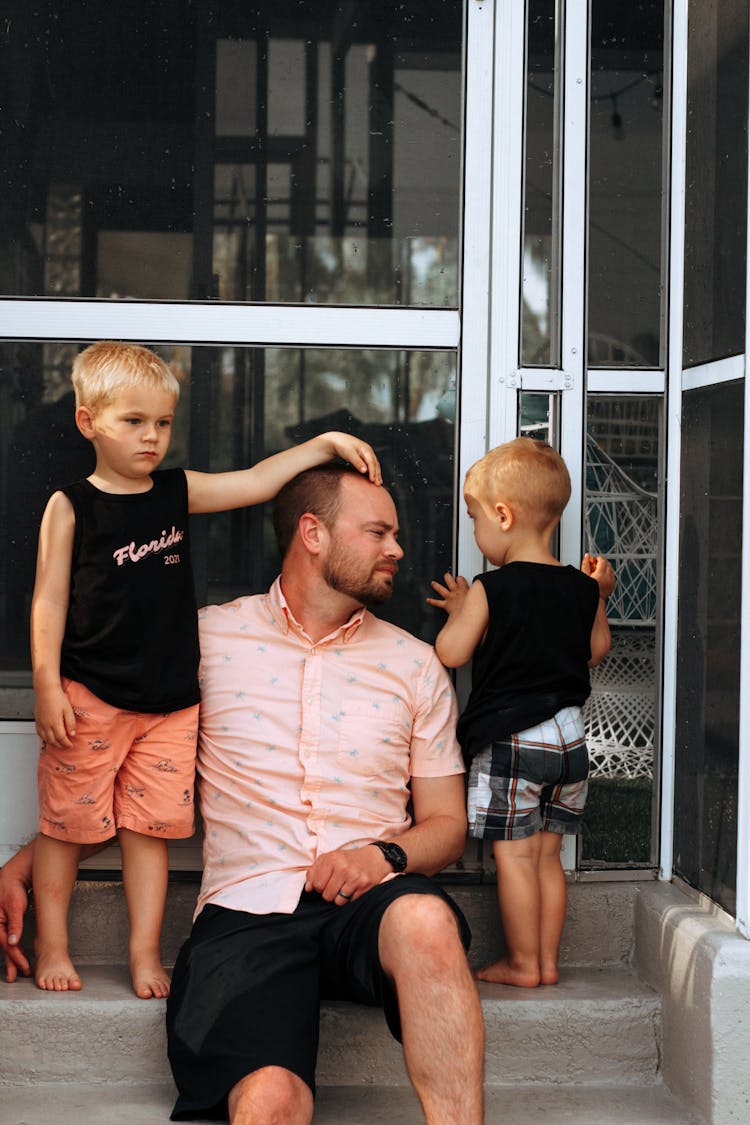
left=581, top=553, right=616, bottom=600
left=305, top=844, right=392, bottom=905
left=0, top=853, right=32, bottom=982
left=426, top=572, right=471, bottom=617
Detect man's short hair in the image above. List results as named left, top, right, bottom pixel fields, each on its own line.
left=465, top=437, right=571, bottom=528
left=71, top=340, right=181, bottom=411
left=273, top=464, right=361, bottom=558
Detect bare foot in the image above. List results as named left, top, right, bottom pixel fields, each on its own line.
left=474, top=958, right=540, bottom=988
left=539, top=962, right=559, bottom=985
left=130, top=949, right=170, bottom=999
left=35, top=946, right=83, bottom=992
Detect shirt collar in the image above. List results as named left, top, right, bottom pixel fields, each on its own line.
left=267, top=576, right=366, bottom=644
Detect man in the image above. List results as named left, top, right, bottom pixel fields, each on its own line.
left=0, top=466, right=485, bottom=1124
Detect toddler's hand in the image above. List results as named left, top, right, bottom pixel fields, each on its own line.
left=427, top=572, right=470, bottom=615
left=325, top=433, right=382, bottom=485
left=34, top=684, right=77, bottom=748
left=582, top=553, right=616, bottom=600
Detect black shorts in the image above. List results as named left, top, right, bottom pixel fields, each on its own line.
left=166, top=875, right=470, bottom=1121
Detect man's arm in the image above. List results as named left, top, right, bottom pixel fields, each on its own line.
left=0, top=843, right=33, bottom=981
left=0, top=838, right=114, bottom=981
left=185, top=432, right=381, bottom=514
left=304, top=774, right=467, bottom=904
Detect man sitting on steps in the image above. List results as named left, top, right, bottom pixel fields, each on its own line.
left=0, top=465, right=485, bottom=1125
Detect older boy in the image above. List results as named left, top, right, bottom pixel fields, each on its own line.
left=31, top=340, right=380, bottom=999
left=428, top=437, right=614, bottom=987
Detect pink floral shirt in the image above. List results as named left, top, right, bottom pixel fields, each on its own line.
left=195, top=578, right=464, bottom=917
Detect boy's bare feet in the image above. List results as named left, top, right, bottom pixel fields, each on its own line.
left=474, top=957, right=541, bottom=988
left=130, top=948, right=170, bottom=999
left=539, top=961, right=560, bottom=985
left=35, top=944, right=83, bottom=991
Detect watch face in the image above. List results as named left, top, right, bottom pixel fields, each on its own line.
left=382, top=842, right=407, bottom=872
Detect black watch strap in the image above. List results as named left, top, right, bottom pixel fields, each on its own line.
left=369, top=840, right=408, bottom=873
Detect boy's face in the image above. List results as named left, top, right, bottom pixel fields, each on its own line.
left=77, top=385, right=177, bottom=485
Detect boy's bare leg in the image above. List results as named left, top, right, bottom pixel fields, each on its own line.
left=118, top=828, right=170, bottom=999
left=538, top=830, right=566, bottom=985
left=475, top=834, right=543, bottom=987
left=33, top=833, right=83, bottom=991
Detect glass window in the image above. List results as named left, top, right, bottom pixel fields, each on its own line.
left=581, top=396, right=661, bottom=866
left=588, top=2, right=665, bottom=368
left=0, top=2, right=462, bottom=307
left=674, top=381, right=743, bottom=913
left=683, top=0, right=749, bottom=366
left=521, top=0, right=562, bottom=367
left=0, top=340, right=455, bottom=716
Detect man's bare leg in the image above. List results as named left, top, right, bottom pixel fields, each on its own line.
left=475, top=834, right=543, bottom=987
left=538, top=830, right=566, bottom=985
left=118, top=828, right=170, bottom=999
left=33, top=833, right=82, bottom=991
left=379, top=894, right=484, bottom=1125
left=228, top=1066, right=313, bottom=1125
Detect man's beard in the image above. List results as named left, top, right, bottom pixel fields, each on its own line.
left=322, top=543, right=396, bottom=607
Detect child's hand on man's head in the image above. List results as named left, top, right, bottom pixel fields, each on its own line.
left=427, top=572, right=471, bottom=616
left=581, top=554, right=616, bottom=600
left=324, top=432, right=382, bottom=485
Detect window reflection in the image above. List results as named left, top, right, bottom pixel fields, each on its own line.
left=521, top=0, right=561, bottom=367
left=588, top=2, right=665, bottom=368
left=683, top=0, right=749, bottom=365
left=674, top=382, right=742, bottom=913
left=0, top=2, right=462, bottom=307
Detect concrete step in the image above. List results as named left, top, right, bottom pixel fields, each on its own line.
left=0, top=1081, right=699, bottom=1124
left=34, top=877, right=639, bottom=970
left=0, top=965, right=661, bottom=1089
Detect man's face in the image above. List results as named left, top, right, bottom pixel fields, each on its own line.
left=322, top=476, right=404, bottom=606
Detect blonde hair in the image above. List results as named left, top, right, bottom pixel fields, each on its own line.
left=465, top=437, right=571, bottom=529
left=71, top=341, right=180, bottom=411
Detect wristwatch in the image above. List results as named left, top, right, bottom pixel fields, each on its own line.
left=369, top=840, right=408, bottom=873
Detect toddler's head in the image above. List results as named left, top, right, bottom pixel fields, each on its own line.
left=465, top=437, right=571, bottom=531
left=71, top=341, right=180, bottom=413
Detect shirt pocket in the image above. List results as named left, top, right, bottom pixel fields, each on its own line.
left=336, top=698, right=410, bottom=779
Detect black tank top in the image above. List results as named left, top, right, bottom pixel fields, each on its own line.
left=60, top=469, right=200, bottom=712
left=456, top=562, right=599, bottom=761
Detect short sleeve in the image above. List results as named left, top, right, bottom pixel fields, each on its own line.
left=409, top=649, right=465, bottom=778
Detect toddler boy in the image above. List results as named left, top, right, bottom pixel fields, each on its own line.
left=428, top=437, right=613, bottom=987
left=31, top=340, right=380, bottom=998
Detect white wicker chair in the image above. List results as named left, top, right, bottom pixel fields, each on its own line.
left=582, top=435, right=658, bottom=780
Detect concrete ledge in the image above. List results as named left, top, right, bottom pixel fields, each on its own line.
left=1, top=1081, right=696, bottom=1124
left=26, top=878, right=638, bottom=969
left=0, top=965, right=659, bottom=1088
left=635, top=882, right=750, bottom=1125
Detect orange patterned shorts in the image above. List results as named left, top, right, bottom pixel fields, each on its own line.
left=37, top=678, right=198, bottom=843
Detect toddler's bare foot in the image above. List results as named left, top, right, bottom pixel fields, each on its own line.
left=474, top=958, right=540, bottom=988
left=35, top=946, right=83, bottom=992
left=130, top=949, right=170, bottom=999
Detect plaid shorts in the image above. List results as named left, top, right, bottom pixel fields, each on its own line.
left=468, top=705, right=589, bottom=840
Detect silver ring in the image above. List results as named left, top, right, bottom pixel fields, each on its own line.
left=337, top=889, right=352, bottom=900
